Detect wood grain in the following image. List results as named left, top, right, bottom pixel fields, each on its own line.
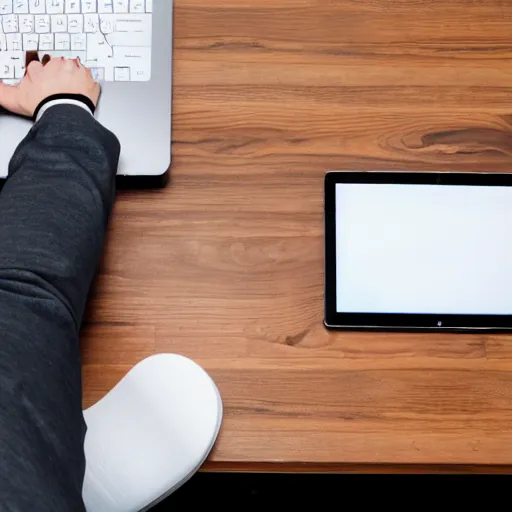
left=81, top=0, right=512, bottom=471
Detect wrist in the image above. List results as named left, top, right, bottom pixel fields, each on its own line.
left=33, top=94, right=96, bottom=122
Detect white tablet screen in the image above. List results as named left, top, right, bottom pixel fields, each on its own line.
left=335, top=183, right=512, bottom=315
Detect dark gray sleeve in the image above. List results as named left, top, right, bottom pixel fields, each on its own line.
left=0, top=104, right=120, bottom=511
left=0, top=104, right=120, bottom=328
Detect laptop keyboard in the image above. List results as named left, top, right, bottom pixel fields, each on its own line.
left=0, top=0, right=153, bottom=84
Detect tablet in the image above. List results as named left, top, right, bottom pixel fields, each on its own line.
left=324, top=171, right=512, bottom=332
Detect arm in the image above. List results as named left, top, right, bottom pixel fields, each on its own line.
left=0, top=56, right=115, bottom=326
left=0, top=104, right=120, bottom=327
left=0, top=59, right=119, bottom=510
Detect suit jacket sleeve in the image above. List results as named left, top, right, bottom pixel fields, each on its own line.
left=0, top=104, right=120, bottom=329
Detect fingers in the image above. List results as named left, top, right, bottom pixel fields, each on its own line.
left=43, top=55, right=81, bottom=74
left=91, top=81, right=101, bottom=105
left=42, top=55, right=63, bottom=72
left=25, top=51, right=40, bottom=75
left=61, top=56, right=79, bottom=72
left=1, top=55, right=101, bottom=116
left=26, top=60, right=43, bottom=79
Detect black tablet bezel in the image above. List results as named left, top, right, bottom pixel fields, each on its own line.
left=324, top=171, right=512, bottom=332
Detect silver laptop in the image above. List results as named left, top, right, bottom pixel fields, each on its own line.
left=0, top=0, right=173, bottom=184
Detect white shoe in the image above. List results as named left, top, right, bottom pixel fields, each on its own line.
left=82, top=354, right=223, bottom=512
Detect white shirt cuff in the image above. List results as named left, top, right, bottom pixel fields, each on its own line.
left=36, top=99, right=94, bottom=122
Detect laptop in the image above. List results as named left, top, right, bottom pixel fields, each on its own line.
left=0, top=0, right=173, bottom=186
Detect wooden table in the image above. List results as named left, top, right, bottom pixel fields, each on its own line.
left=81, top=0, right=512, bottom=472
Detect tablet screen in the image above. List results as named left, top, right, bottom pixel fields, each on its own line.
left=335, top=183, right=512, bottom=316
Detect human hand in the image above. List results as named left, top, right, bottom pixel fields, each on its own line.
left=0, top=55, right=100, bottom=118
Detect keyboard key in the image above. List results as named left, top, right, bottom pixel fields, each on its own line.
left=46, top=0, right=64, bottom=14
left=89, top=66, right=103, bottom=80
left=14, top=0, right=29, bottom=13
left=51, top=14, right=67, bottom=31
left=81, top=0, right=97, bottom=13
left=29, top=0, right=45, bottom=13
left=114, top=13, right=150, bottom=33
left=3, top=14, right=19, bottom=33
left=0, top=34, right=6, bottom=50
left=64, top=0, right=79, bottom=13
left=114, top=65, right=129, bottom=80
left=84, top=12, right=98, bottom=31
left=55, top=32, right=69, bottom=48
left=0, top=58, right=15, bottom=78
left=34, top=13, right=50, bottom=32
left=6, top=32, right=22, bottom=49
left=129, top=0, right=143, bottom=13
left=0, top=0, right=13, bottom=14
left=97, top=0, right=112, bottom=13
left=19, top=14, right=34, bottom=32
left=67, top=13, right=83, bottom=32
left=39, top=32, right=53, bottom=49
left=70, top=31, right=85, bottom=49
left=99, top=13, right=113, bottom=33
left=22, top=32, right=38, bottom=50
left=145, top=0, right=151, bottom=12
left=113, top=0, right=127, bottom=13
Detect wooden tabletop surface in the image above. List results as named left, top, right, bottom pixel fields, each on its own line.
left=81, top=0, right=512, bottom=472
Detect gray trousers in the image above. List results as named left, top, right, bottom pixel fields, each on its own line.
left=0, top=105, right=120, bottom=511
